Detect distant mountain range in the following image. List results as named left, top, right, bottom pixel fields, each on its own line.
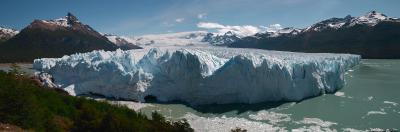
left=117, top=31, right=243, bottom=47
left=109, top=11, right=400, bottom=59
left=128, top=31, right=210, bottom=47
left=230, top=11, right=400, bottom=59
left=0, top=13, right=141, bottom=63
left=1, top=11, right=399, bottom=62
left=99, top=31, right=241, bottom=48
left=125, top=11, right=400, bottom=59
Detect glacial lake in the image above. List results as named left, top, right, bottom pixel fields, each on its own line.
left=113, top=59, right=400, bottom=131
left=1, top=59, right=399, bottom=131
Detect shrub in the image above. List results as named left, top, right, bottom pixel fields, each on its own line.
left=0, top=70, right=193, bottom=132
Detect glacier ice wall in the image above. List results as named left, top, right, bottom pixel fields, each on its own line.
left=33, top=47, right=361, bottom=105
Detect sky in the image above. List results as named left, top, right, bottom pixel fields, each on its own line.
left=1, top=0, right=400, bottom=36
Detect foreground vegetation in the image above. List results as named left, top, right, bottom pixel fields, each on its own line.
left=0, top=69, right=193, bottom=132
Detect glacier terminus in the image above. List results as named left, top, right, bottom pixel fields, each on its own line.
left=33, top=47, right=361, bottom=105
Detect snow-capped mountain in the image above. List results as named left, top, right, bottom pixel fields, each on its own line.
left=202, top=31, right=241, bottom=45
left=305, top=11, right=399, bottom=32
left=230, top=11, right=400, bottom=59
left=27, top=12, right=107, bottom=40
left=304, top=15, right=353, bottom=32
left=255, top=27, right=302, bottom=38
left=257, top=11, right=398, bottom=36
left=0, top=26, right=19, bottom=41
left=39, top=12, right=79, bottom=28
left=0, top=13, right=127, bottom=63
left=124, top=31, right=242, bottom=48
left=104, top=34, right=132, bottom=45
left=128, top=31, right=209, bottom=48
left=350, top=11, right=391, bottom=26
left=104, top=34, right=142, bottom=50
left=273, top=27, right=302, bottom=35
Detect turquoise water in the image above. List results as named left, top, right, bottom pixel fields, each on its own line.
left=137, top=59, right=400, bottom=131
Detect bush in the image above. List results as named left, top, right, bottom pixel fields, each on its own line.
left=0, top=70, right=193, bottom=132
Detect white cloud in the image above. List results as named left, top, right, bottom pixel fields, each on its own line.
left=260, top=24, right=283, bottom=32
left=197, top=22, right=262, bottom=37
left=175, top=18, right=185, bottom=23
left=197, top=13, right=207, bottom=19
left=197, top=22, right=225, bottom=29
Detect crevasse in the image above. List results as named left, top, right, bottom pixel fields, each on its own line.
left=33, top=47, right=361, bottom=105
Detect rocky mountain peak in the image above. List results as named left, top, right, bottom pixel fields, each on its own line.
left=363, top=11, right=387, bottom=20
left=349, top=11, right=389, bottom=26
left=344, top=15, right=353, bottom=19
left=66, top=12, right=79, bottom=25
left=29, top=12, right=81, bottom=29
left=201, top=31, right=240, bottom=45
left=224, top=31, right=235, bottom=36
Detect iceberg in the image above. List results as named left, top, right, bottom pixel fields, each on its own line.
left=33, top=47, right=360, bottom=105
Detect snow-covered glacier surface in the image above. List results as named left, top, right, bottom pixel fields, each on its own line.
left=33, top=47, right=361, bottom=105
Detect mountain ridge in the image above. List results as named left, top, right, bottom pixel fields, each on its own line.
left=0, top=13, right=141, bottom=63
left=229, top=11, right=400, bottom=59
left=1, top=11, right=399, bottom=61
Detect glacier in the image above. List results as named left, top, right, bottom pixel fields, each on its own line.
left=33, top=47, right=360, bottom=105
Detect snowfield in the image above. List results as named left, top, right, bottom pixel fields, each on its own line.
left=33, top=47, right=360, bottom=105
left=131, top=31, right=210, bottom=47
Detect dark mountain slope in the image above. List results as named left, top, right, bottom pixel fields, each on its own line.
left=0, top=13, right=137, bottom=63
left=230, top=11, right=400, bottom=59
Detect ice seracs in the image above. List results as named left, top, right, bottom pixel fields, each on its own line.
left=33, top=47, right=360, bottom=105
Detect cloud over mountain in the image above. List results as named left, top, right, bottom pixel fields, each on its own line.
left=260, top=24, right=283, bottom=32
left=197, top=22, right=262, bottom=37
